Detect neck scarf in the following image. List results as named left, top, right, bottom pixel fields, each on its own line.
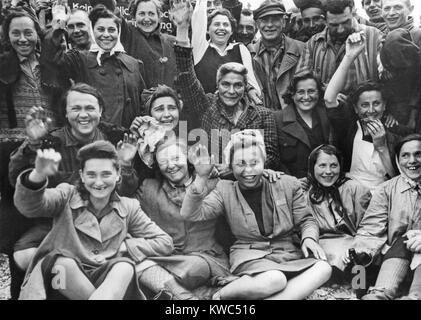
left=89, top=23, right=126, bottom=66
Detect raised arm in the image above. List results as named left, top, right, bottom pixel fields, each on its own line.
left=172, top=0, right=210, bottom=115
left=14, top=149, right=68, bottom=218
left=191, top=0, right=209, bottom=64
left=324, top=32, right=366, bottom=109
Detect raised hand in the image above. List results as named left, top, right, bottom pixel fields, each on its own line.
left=25, top=106, right=51, bottom=144
left=34, top=148, right=62, bottom=179
left=365, top=119, right=387, bottom=150
left=51, top=1, right=70, bottom=30
left=345, top=31, right=366, bottom=60
left=188, top=144, right=215, bottom=178
left=169, top=0, right=193, bottom=29
left=117, top=133, right=139, bottom=165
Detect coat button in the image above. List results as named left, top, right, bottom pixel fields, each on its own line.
left=116, top=69, right=122, bottom=76
left=93, top=249, right=99, bottom=255
left=99, top=69, right=106, bottom=75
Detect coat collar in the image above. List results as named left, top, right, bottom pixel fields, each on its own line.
left=281, top=104, right=330, bottom=148
left=0, top=51, right=20, bottom=85
left=86, top=51, right=136, bottom=73
left=69, top=190, right=126, bottom=218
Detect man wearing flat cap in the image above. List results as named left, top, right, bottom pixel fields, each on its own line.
left=250, top=0, right=305, bottom=110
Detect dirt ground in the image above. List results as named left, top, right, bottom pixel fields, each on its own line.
left=0, top=254, right=356, bottom=300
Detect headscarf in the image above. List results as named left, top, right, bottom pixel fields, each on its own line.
left=380, top=28, right=421, bottom=74
left=307, top=144, right=349, bottom=205
left=89, top=21, right=126, bottom=66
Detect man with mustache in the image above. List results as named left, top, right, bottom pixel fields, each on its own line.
left=66, top=9, right=92, bottom=51
left=235, top=8, right=257, bottom=47
left=295, top=0, right=383, bottom=94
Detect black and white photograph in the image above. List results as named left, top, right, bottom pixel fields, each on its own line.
left=1, top=0, right=421, bottom=306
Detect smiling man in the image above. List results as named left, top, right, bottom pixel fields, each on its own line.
left=66, top=9, right=92, bottom=51
left=250, top=0, right=305, bottom=110
left=295, top=0, right=383, bottom=93
left=382, top=0, right=414, bottom=31
left=8, top=83, right=137, bottom=274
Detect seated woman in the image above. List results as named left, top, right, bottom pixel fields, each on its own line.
left=306, top=144, right=372, bottom=272
left=347, top=134, right=421, bottom=300
left=191, top=0, right=261, bottom=103
left=180, top=130, right=332, bottom=300
left=14, top=140, right=173, bottom=300
left=41, top=5, right=146, bottom=128
left=275, top=73, right=334, bottom=180
left=135, top=138, right=235, bottom=299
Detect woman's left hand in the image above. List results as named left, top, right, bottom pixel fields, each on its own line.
left=301, top=238, right=327, bottom=261
left=262, top=169, right=284, bottom=182
left=405, top=234, right=421, bottom=253
left=248, top=89, right=263, bottom=106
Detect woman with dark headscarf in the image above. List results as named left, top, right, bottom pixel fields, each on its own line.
left=306, top=144, right=372, bottom=271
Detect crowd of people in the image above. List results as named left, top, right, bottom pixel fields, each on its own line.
left=1, top=0, right=421, bottom=300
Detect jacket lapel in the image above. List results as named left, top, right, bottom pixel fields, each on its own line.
left=100, top=211, right=126, bottom=243
left=74, top=210, right=102, bottom=243
left=277, top=38, right=301, bottom=79
left=281, top=106, right=311, bottom=148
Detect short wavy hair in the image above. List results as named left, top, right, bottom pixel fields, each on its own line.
left=130, top=0, right=163, bottom=18
left=216, top=62, right=248, bottom=85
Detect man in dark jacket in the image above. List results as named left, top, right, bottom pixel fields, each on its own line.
left=250, top=0, right=305, bottom=110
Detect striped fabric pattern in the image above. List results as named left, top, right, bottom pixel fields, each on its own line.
left=295, top=22, right=384, bottom=93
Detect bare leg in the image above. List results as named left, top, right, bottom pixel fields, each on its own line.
left=89, top=262, right=134, bottom=300
left=52, top=257, right=95, bottom=300
left=13, top=248, right=37, bottom=271
left=266, top=261, right=332, bottom=300
left=218, top=270, right=287, bottom=300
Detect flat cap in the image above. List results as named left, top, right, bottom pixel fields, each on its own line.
left=253, top=1, right=286, bottom=20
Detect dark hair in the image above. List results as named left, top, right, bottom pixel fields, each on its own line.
left=324, top=0, right=354, bottom=14
left=77, top=140, right=120, bottom=171
left=147, top=85, right=181, bottom=115
left=90, top=0, right=116, bottom=12
left=89, top=4, right=121, bottom=30
left=130, top=0, right=162, bottom=18
left=61, top=82, right=105, bottom=121
left=301, top=0, right=325, bottom=13
left=241, top=8, right=253, bottom=17
left=348, top=81, right=387, bottom=108
left=1, top=7, right=41, bottom=51
left=307, top=144, right=349, bottom=204
left=76, top=140, right=120, bottom=197
left=282, top=73, right=324, bottom=106
left=395, top=133, right=421, bottom=157
left=207, top=8, right=237, bottom=43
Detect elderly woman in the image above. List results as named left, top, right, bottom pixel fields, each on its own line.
left=349, top=134, right=421, bottom=300
left=41, top=5, right=146, bottom=128
left=191, top=0, right=261, bottom=102
left=180, top=131, right=332, bottom=300
left=306, top=144, right=372, bottom=271
left=134, top=138, right=234, bottom=299
left=171, top=2, right=280, bottom=169
left=275, top=73, right=333, bottom=180
left=14, top=140, right=173, bottom=300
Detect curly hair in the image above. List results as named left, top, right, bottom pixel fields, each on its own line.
left=282, top=73, right=324, bottom=107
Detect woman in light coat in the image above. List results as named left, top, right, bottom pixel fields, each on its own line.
left=180, top=130, right=332, bottom=300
